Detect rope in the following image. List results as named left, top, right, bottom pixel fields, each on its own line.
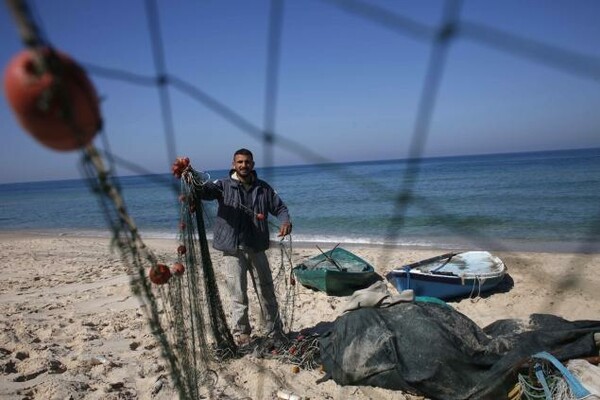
left=515, top=352, right=592, bottom=400
left=143, top=0, right=177, bottom=165
left=468, top=276, right=484, bottom=302
left=517, top=369, right=575, bottom=400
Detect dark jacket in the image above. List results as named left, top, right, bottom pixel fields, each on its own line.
left=196, top=170, right=291, bottom=252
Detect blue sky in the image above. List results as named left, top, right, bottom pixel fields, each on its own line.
left=1, top=0, right=599, bottom=184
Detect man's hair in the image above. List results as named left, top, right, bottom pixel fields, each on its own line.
left=234, top=148, right=253, bottom=160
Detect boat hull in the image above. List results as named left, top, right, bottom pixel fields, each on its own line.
left=293, top=247, right=381, bottom=296
left=294, top=268, right=381, bottom=296
left=386, top=251, right=506, bottom=300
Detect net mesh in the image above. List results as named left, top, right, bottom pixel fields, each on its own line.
left=4, top=0, right=600, bottom=398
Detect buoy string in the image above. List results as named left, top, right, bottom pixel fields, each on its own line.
left=5, top=0, right=48, bottom=72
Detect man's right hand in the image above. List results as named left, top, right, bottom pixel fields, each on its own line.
left=278, top=221, right=292, bottom=237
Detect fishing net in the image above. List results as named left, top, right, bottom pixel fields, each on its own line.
left=175, top=163, right=317, bottom=369
left=178, top=163, right=299, bottom=338
left=512, top=352, right=595, bottom=400
left=78, top=152, right=226, bottom=399
left=81, top=154, right=302, bottom=398
left=516, top=372, right=574, bottom=400
left=2, top=5, right=300, bottom=394
left=318, top=303, right=600, bottom=399
left=5, top=0, right=600, bottom=399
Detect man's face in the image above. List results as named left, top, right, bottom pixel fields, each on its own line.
left=232, top=154, right=254, bottom=178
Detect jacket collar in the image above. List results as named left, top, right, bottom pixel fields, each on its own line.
left=229, top=169, right=257, bottom=187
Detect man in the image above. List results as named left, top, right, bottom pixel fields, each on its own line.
left=196, top=148, right=292, bottom=346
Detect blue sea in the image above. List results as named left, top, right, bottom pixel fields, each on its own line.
left=1, top=148, right=599, bottom=253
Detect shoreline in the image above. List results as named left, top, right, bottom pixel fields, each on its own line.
left=1, top=228, right=597, bottom=255
left=1, top=232, right=599, bottom=399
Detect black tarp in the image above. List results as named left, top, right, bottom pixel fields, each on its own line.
left=318, top=302, right=600, bottom=399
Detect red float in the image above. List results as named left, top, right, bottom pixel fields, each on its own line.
left=172, top=262, right=185, bottom=276
left=3, top=48, right=101, bottom=151
left=149, top=263, right=171, bottom=285
left=256, top=213, right=265, bottom=221
left=171, top=157, right=190, bottom=178
left=177, top=245, right=187, bottom=255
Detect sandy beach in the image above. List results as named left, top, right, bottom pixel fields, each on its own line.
left=1, top=232, right=599, bottom=400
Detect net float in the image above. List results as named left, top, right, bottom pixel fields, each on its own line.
left=3, top=48, right=101, bottom=151
left=171, top=262, right=185, bottom=276
left=171, top=157, right=190, bottom=178
left=149, top=263, right=171, bottom=285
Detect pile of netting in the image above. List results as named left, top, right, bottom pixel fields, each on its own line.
left=266, top=333, right=322, bottom=372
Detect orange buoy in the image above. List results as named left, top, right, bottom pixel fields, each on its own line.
left=3, top=48, right=101, bottom=151
left=171, top=262, right=185, bottom=276
left=171, top=157, right=190, bottom=178
left=149, top=264, right=171, bottom=285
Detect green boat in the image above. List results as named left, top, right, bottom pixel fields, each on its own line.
left=293, top=246, right=382, bottom=296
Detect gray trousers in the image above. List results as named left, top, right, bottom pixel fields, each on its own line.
left=222, top=248, right=281, bottom=336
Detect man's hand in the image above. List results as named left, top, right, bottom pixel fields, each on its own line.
left=278, top=221, right=292, bottom=237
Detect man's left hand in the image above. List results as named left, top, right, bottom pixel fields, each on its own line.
left=278, top=222, right=292, bottom=237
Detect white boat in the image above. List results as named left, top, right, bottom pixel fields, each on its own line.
left=386, top=251, right=507, bottom=300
